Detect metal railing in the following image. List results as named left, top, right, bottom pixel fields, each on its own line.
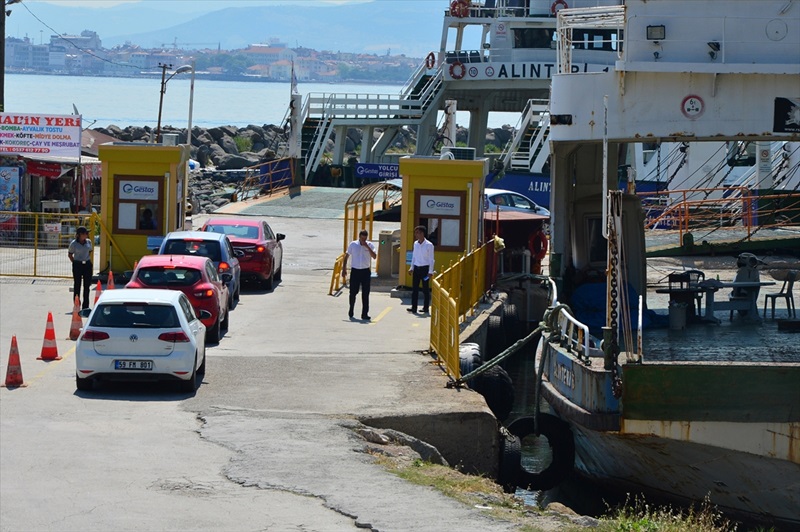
left=0, top=211, right=99, bottom=278
left=429, top=240, right=494, bottom=380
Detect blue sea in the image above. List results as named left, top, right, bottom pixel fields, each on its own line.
left=5, top=73, right=519, bottom=131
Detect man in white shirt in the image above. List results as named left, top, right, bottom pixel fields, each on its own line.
left=408, top=225, right=435, bottom=314
left=342, top=229, right=377, bottom=320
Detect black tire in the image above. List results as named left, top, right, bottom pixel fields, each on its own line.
left=262, top=271, right=274, bottom=291
left=503, top=303, right=520, bottom=339
left=221, top=307, right=230, bottom=331
left=207, top=316, right=221, bottom=343
left=459, top=347, right=482, bottom=381
left=274, top=261, right=282, bottom=282
left=471, top=365, right=515, bottom=422
left=507, top=414, right=575, bottom=491
left=75, top=373, right=93, bottom=391
left=498, top=432, right=522, bottom=493
left=180, top=356, right=198, bottom=393
left=198, top=347, right=206, bottom=374
left=486, top=314, right=507, bottom=360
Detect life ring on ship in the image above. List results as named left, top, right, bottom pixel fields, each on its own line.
left=450, top=0, right=470, bottom=18
left=529, top=229, right=548, bottom=262
left=551, top=0, right=568, bottom=15
left=425, top=52, right=436, bottom=69
left=449, top=61, right=466, bottom=79
left=507, top=413, right=575, bottom=490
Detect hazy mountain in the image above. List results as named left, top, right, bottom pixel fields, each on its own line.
left=7, top=0, right=445, bottom=57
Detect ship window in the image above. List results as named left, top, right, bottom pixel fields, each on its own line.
left=514, top=28, right=556, bottom=49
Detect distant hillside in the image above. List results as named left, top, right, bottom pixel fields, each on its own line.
left=8, top=0, right=445, bottom=57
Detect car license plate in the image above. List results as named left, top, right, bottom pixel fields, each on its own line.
left=115, top=360, right=153, bottom=370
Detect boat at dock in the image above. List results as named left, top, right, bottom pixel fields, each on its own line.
left=518, top=1, right=800, bottom=528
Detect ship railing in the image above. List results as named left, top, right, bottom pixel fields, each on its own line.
left=303, top=97, right=336, bottom=181
left=556, top=6, right=625, bottom=75
left=500, top=99, right=550, bottom=172
left=554, top=306, right=594, bottom=362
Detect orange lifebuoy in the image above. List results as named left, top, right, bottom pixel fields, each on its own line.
left=450, top=0, right=470, bottom=18
left=551, top=0, right=568, bottom=15
left=529, top=229, right=548, bottom=262
left=425, top=52, right=436, bottom=69
left=449, top=61, right=466, bottom=79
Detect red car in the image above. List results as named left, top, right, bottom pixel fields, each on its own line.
left=125, top=254, right=230, bottom=343
left=201, top=217, right=285, bottom=290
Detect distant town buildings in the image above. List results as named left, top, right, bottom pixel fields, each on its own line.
left=4, top=31, right=420, bottom=82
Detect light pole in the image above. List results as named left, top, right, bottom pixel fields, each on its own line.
left=155, top=62, right=192, bottom=143
left=1, top=0, right=23, bottom=113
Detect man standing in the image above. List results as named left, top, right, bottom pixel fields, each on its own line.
left=68, top=226, right=93, bottom=310
left=408, top=225, right=435, bottom=314
left=342, top=229, right=377, bottom=321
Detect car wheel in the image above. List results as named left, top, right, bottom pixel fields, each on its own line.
left=274, top=260, right=282, bottom=282
left=75, top=373, right=93, bottom=391
left=263, top=271, right=274, bottom=291
left=198, top=347, right=206, bottom=374
left=221, top=306, right=230, bottom=331
left=180, top=355, right=199, bottom=393
left=207, top=316, right=221, bottom=343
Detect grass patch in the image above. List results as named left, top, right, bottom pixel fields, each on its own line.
left=233, top=135, right=253, bottom=153
left=595, top=494, right=744, bottom=532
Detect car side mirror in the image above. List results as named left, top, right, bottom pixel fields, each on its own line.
left=79, top=308, right=92, bottom=318
left=198, top=310, right=212, bottom=320
left=276, top=233, right=286, bottom=241
left=221, top=272, right=233, bottom=283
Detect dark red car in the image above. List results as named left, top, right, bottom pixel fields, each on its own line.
left=125, top=254, right=230, bottom=343
left=201, top=217, right=285, bottom=290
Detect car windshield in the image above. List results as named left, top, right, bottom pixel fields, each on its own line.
left=137, top=267, right=201, bottom=287
left=207, top=224, right=258, bottom=239
left=164, top=239, right=222, bottom=262
left=91, top=303, right=180, bottom=328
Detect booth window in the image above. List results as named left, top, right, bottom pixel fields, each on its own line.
left=114, top=177, right=161, bottom=234
left=415, top=190, right=466, bottom=252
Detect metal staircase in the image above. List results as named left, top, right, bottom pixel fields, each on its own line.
left=299, top=63, right=445, bottom=182
left=498, top=99, right=551, bottom=174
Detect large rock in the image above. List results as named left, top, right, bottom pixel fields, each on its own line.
left=215, top=153, right=260, bottom=170
left=218, top=135, right=239, bottom=155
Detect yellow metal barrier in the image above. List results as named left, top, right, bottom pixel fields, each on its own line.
left=429, top=240, right=493, bottom=381
left=329, top=252, right=347, bottom=295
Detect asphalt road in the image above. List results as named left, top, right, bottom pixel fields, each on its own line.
left=0, top=213, right=521, bottom=532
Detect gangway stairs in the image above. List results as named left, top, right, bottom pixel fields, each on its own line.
left=498, top=99, right=551, bottom=174
left=300, top=63, right=445, bottom=182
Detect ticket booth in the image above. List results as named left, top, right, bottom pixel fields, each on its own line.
left=398, top=156, right=489, bottom=287
left=97, top=143, right=190, bottom=275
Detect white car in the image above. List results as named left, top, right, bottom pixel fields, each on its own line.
left=484, top=188, right=550, bottom=217
left=75, top=289, right=208, bottom=393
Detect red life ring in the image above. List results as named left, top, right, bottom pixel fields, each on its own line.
left=551, top=0, right=568, bottom=15
left=450, top=0, right=470, bottom=18
left=425, top=52, right=436, bottom=69
left=449, top=61, right=466, bottom=79
left=529, top=229, right=548, bottom=261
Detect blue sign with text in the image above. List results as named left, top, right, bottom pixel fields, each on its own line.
left=355, top=163, right=399, bottom=180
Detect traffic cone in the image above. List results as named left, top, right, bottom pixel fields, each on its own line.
left=69, top=297, right=83, bottom=341
left=37, top=312, right=62, bottom=361
left=94, top=280, right=103, bottom=305
left=2, top=336, right=26, bottom=388
left=107, top=271, right=116, bottom=290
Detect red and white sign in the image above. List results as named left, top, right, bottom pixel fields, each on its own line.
left=0, top=113, right=82, bottom=159
left=681, top=95, right=705, bottom=119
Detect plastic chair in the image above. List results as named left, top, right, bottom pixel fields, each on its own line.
left=763, top=270, right=796, bottom=319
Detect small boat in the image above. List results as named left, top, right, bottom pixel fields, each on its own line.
left=517, top=1, right=800, bottom=529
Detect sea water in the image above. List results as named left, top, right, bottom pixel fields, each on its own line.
left=5, top=73, right=520, bottom=131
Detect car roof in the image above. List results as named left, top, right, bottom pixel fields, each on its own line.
left=485, top=188, right=525, bottom=196
left=136, top=254, right=211, bottom=268
left=204, top=217, right=262, bottom=227
left=163, top=230, right=228, bottom=243
left=99, top=288, right=183, bottom=304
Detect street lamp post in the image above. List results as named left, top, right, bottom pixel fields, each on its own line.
left=155, top=62, right=193, bottom=143
left=1, top=0, right=23, bottom=112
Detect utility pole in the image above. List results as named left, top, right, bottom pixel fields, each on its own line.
left=155, top=63, right=171, bottom=143
left=1, top=0, right=23, bottom=112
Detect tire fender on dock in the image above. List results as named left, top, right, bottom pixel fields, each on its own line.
left=506, top=413, right=575, bottom=491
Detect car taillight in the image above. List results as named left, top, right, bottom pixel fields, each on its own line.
left=82, top=330, right=110, bottom=341
left=193, top=288, right=215, bottom=298
left=158, top=332, right=190, bottom=342
left=218, top=261, right=230, bottom=272
left=255, top=245, right=265, bottom=253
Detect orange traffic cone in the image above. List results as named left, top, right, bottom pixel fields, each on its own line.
left=37, top=312, right=62, bottom=361
left=107, top=271, right=116, bottom=290
left=94, top=280, right=103, bottom=305
left=2, top=336, right=26, bottom=388
left=69, top=297, right=83, bottom=341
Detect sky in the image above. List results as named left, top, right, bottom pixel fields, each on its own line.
left=38, top=0, right=366, bottom=8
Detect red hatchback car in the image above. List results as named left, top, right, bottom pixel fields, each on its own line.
left=201, top=217, right=285, bottom=290
left=125, top=254, right=230, bottom=343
